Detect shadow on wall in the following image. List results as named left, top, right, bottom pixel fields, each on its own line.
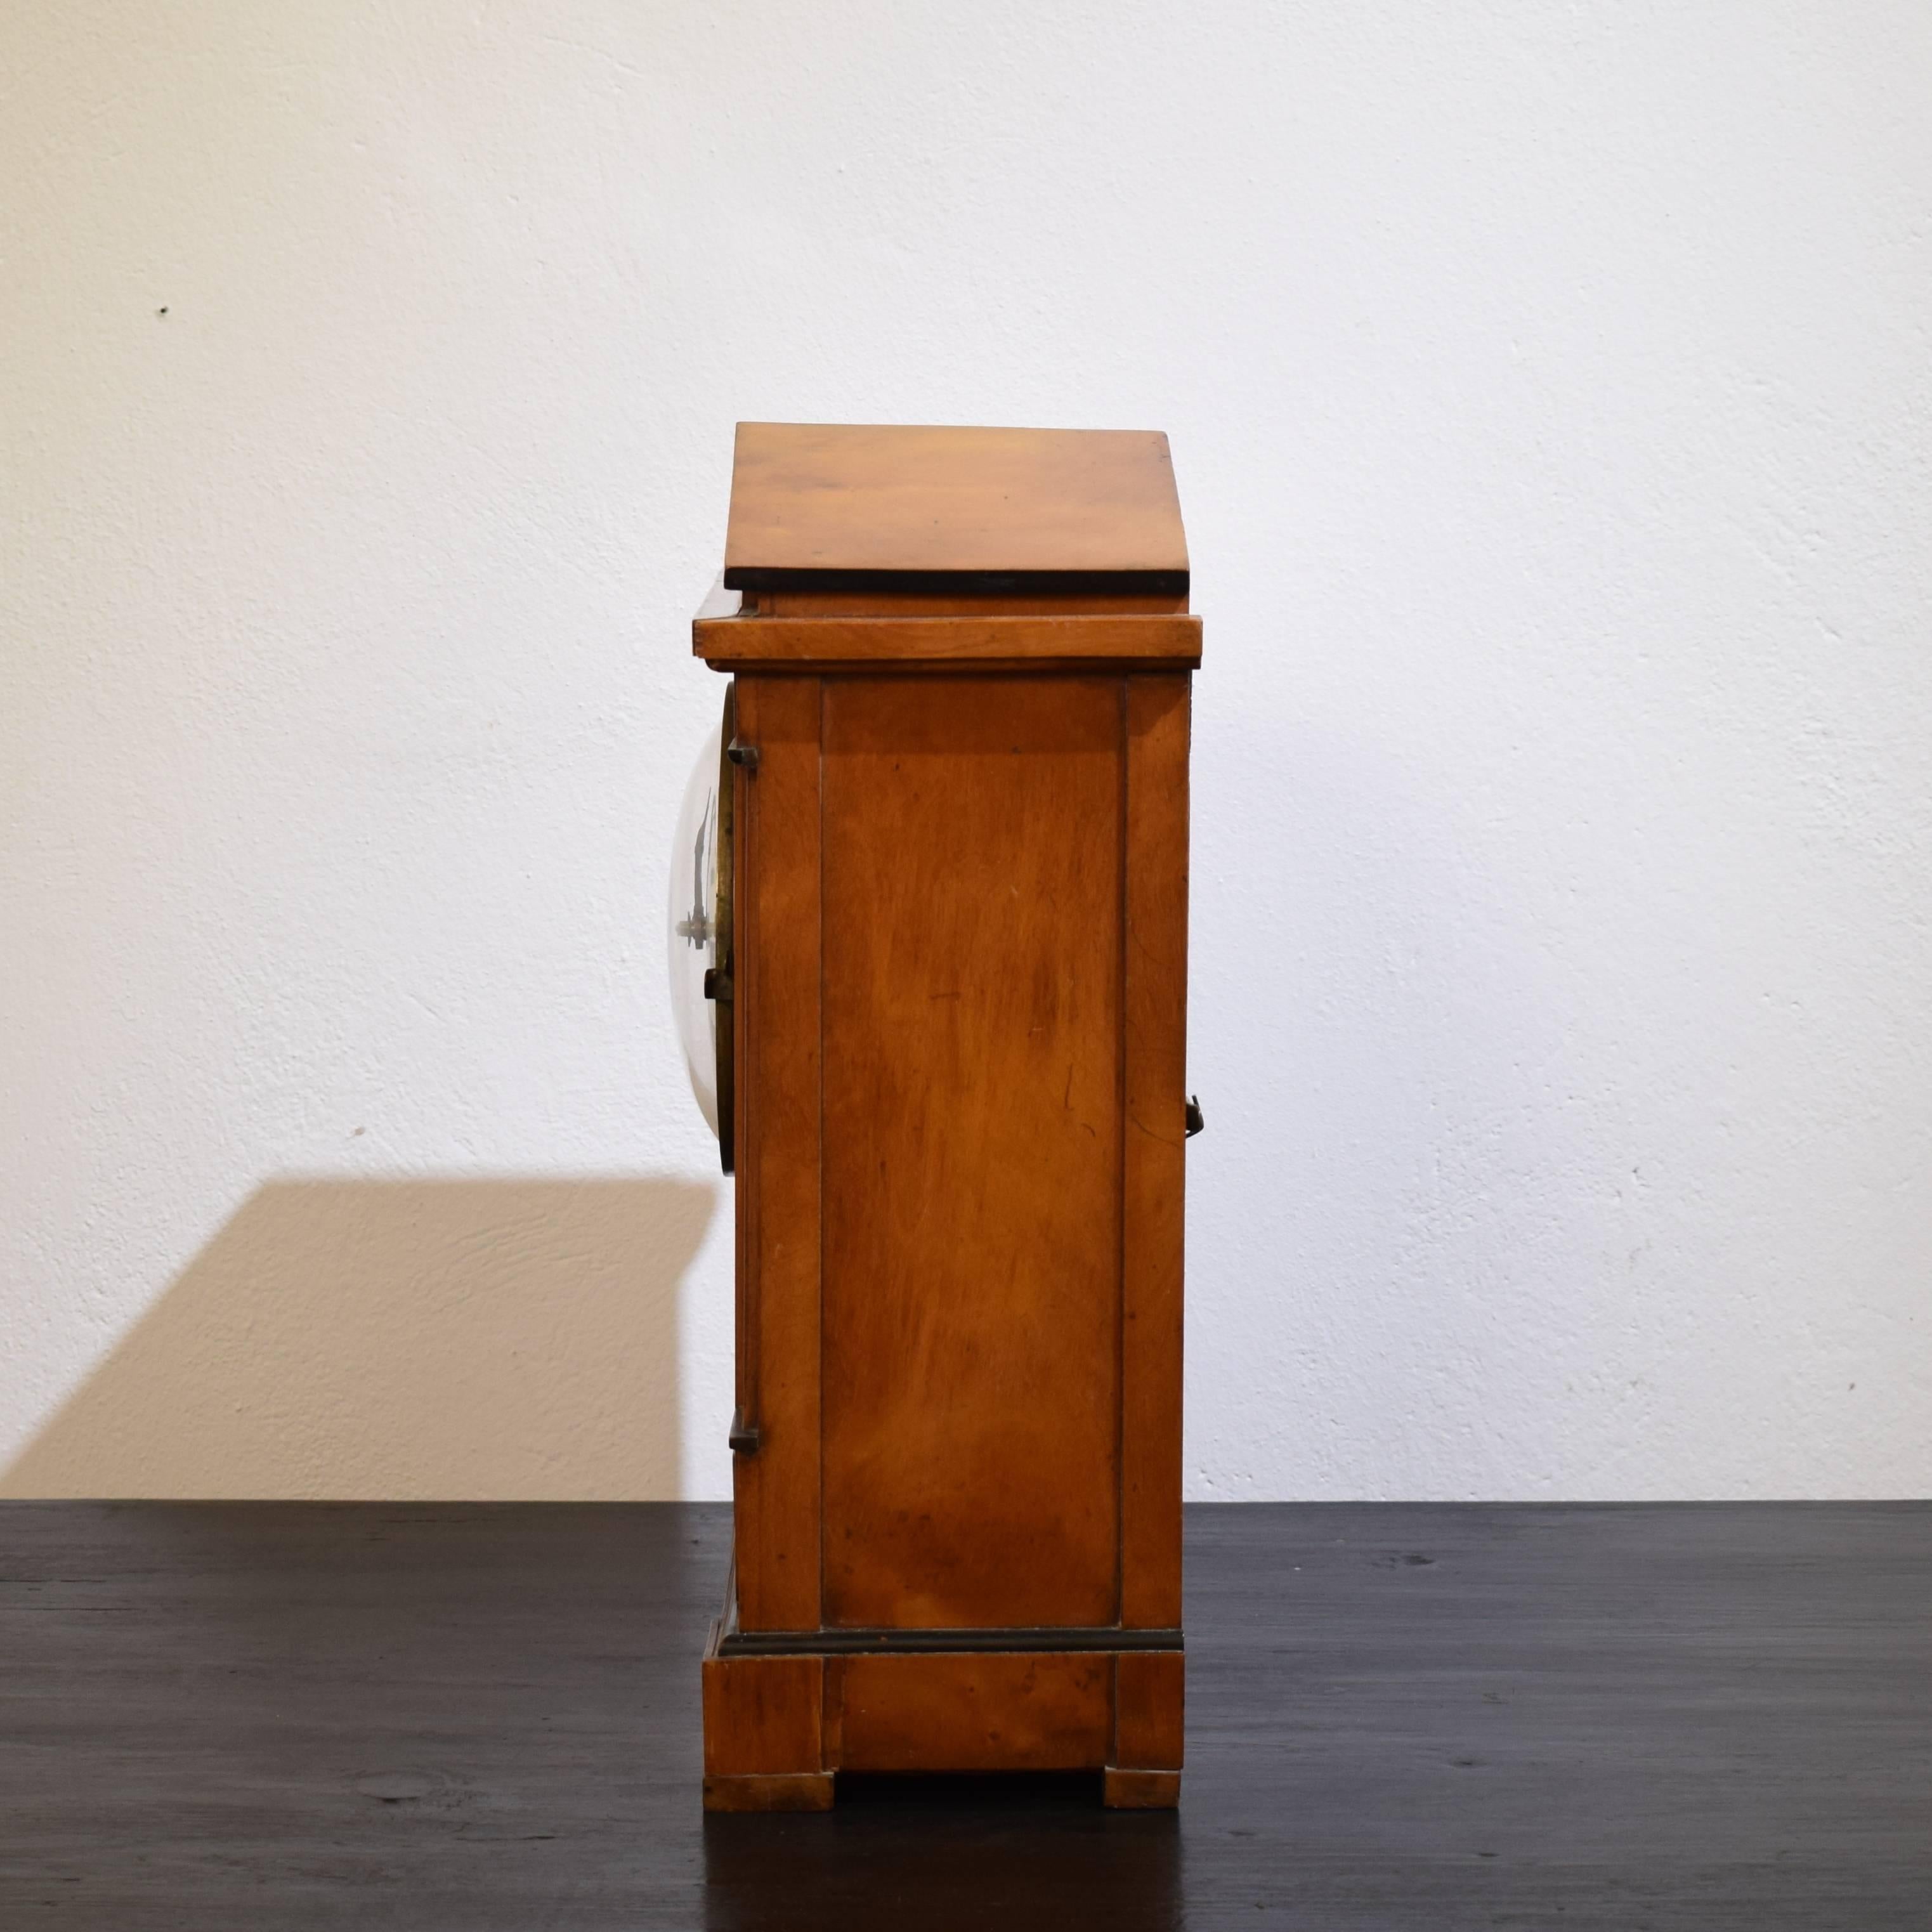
left=1, top=1177, right=715, bottom=1500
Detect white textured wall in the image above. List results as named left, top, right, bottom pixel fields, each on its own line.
left=4, top=2, right=1928, bottom=1500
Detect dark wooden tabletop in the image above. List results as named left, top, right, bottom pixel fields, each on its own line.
left=2, top=1501, right=1926, bottom=1928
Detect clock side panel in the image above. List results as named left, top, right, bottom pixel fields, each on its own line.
left=818, top=674, right=1125, bottom=1630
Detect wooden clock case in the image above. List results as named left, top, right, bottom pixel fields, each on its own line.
left=693, top=424, right=1199, bottom=1811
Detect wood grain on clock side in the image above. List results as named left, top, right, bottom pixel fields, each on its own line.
left=835, top=1652, right=1113, bottom=1772
left=819, top=676, right=1125, bottom=1629
left=1113, top=1648, right=1185, bottom=1768
left=724, top=423, right=1188, bottom=588
left=1120, top=674, right=1191, bottom=1629
left=693, top=613, right=1202, bottom=672
left=731, top=675, right=823, bottom=1633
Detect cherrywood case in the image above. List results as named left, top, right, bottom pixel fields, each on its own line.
left=693, top=424, right=1196, bottom=1810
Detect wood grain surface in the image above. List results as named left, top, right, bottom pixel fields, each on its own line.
left=730, top=677, right=823, bottom=1632
left=837, top=1652, right=1113, bottom=1772
left=723, top=424, right=1188, bottom=592
left=1100, top=1768, right=1183, bottom=1810
left=1113, top=1649, right=1185, bottom=1771
left=819, top=677, right=1123, bottom=1630
left=1119, top=676, right=1191, bottom=1630
left=702, top=1653, right=823, bottom=1777
left=2, top=1503, right=1929, bottom=1927
left=692, top=611, right=1202, bottom=672
left=702, top=1771, right=835, bottom=1813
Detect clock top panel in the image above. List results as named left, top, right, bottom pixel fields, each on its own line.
left=722, top=422, right=1189, bottom=597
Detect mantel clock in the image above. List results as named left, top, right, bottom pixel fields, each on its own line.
left=670, top=422, right=1199, bottom=1810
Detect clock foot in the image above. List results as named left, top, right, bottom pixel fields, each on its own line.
left=1102, top=1767, right=1181, bottom=1809
left=703, top=1771, right=835, bottom=1813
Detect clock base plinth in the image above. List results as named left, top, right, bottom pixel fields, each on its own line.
left=700, top=1593, right=1183, bottom=1811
